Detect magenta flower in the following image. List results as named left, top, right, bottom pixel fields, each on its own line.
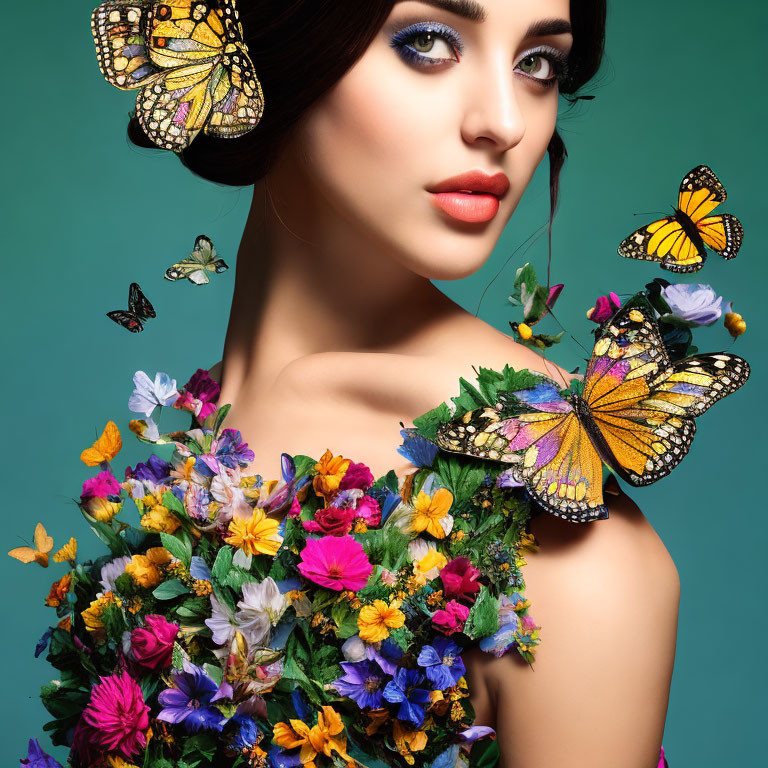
left=355, top=495, right=382, bottom=527
left=339, top=461, right=374, bottom=491
left=586, top=292, right=621, bottom=324
left=81, top=470, right=121, bottom=500
left=297, top=535, right=373, bottom=591
left=440, top=557, right=482, bottom=603
left=131, top=614, right=179, bottom=671
left=303, top=505, right=355, bottom=536
left=175, top=368, right=221, bottom=420
left=79, top=670, right=150, bottom=760
left=432, top=600, right=470, bottom=636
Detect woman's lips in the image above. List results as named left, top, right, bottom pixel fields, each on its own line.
left=430, top=191, right=500, bottom=223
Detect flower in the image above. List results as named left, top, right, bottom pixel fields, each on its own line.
left=124, top=547, right=171, bottom=588
left=661, top=283, right=723, bottom=326
left=225, top=509, right=283, bottom=557
left=20, top=738, right=63, bottom=767
left=81, top=592, right=120, bottom=635
left=411, top=488, right=454, bottom=539
left=338, top=460, right=374, bottom=491
left=313, top=449, right=351, bottom=498
left=517, top=322, right=533, bottom=340
left=206, top=593, right=238, bottom=646
left=355, top=494, right=382, bottom=527
left=383, top=668, right=432, bottom=727
left=80, top=670, right=150, bottom=759
left=392, top=720, right=428, bottom=765
left=139, top=497, right=181, bottom=534
left=130, top=614, right=179, bottom=671
left=128, top=370, right=179, bottom=418
left=417, top=636, right=466, bottom=690
left=273, top=706, right=352, bottom=764
left=586, top=291, right=621, bottom=324
left=341, top=634, right=367, bottom=662
left=231, top=713, right=260, bottom=751
left=175, top=368, right=221, bottom=420
left=431, top=600, right=470, bottom=636
left=724, top=302, right=747, bottom=338
left=45, top=573, right=72, bottom=607
left=408, top=539, right=447, bottom=580
left=82, top=470, right=122, bottom=500
left=130, top=454, right=172, bottom=488
left=357, top=599, right=405, bottom=643
left=52, top=537, right=77, bottom=563
left=235, top=578, right=290, bottom=646
left=297, top=534, right=373, bottom=592
left=99, top=556, right=131, bottom=592
left=332, top=658, right=390, bottom=708
left=84, top=497, right=122, bottom=523
left=157, top=660, right=228, bottom=732
left=439, top=557, right=481, bottom=603
left=303, top=505, right=355, bottom=536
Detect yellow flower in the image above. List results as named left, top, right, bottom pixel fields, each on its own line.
left=517, top=322, right=533, bottom=340
left=412, top=488, right=454, bottom=538
left=140, top=495, right=181, bottom=534
left=53, top=537, right=77, bottom=563
left=392, top=720, right=428, bottom=765
left=225, top=509, right=282, bottom=557
left=81, top=592, right=120, bottom=634
left=409, top=539, right=447, bottom=580
left=357, top=599, right=405, bottom=643
left=312, top=449, right=351, bottom=499
left=124, top=548, right=171, bottom=588
left=84, top=496, right=122, bottom=522
left=273, top=707, right=352, bottom=765
left=725, top=310, right=747, bottom=338
left=106, top=756, right=139, bottom=768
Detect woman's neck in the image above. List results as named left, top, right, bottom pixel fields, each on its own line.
left=219, top=164, right=465, bottom=409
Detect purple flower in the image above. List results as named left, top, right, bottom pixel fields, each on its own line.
left=332, top=659, right=390, bottom=709
left=175, top=369, right=221, bottom=421
left=129, top=454, right=172, bottom=486
left=382, top=668, right=432, bottom=727
left=586, top=292, right=622, bottom=324
left=20, top=738, right=62, bottom=767
left=35, top=628, right=53, bottom=658
left=458, top=725, right=496, bottom=742
left=661, top=283, right=723, bottom=327
left=416, top=636, right=466, bottom=690
left=157, top=660, right=228, bottom=732
left=365, top=639, right=403, bottom=675
left=200, top=429, right=255, bottom=473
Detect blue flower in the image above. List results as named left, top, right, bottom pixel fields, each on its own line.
left=269, top=745, right=303, bottom=768
left=231, top=713, right=259, bottom=751
left=417, top=636, right=466, bottom=690
left=157, top=660, right=228, bottom=732
left=291, top=687, right=311, bottom=721
left=332, top=659, right=390, bottom=709
left=397, top=428, right=438, bottom=468
left=189, top=556, right=212, bottom=581
left=660, top=283, right=723, bottom=327
left=34, top=628, right=53, bottom=658
left=383, top=668, right=432, bottom=727
left=20, top=739, right=62, bottom=767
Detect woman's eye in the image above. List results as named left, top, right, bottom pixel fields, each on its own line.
left=517, top=54, right=554, bottom=80
left=390, top=23, right=463, bottom=67
left=407, top=31, right=456, bottom=59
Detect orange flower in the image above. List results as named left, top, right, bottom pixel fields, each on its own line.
left=45, top=572, right=72, bottom=607
left=357, top=599, right=405, bottom=643
left=225, top=509, right=282, bottom=557
left=273, top=706, right=352, bottom=765
left=125, top=547, right=172, bottom=588
left=312, top=449, right=351, bottom=499
left=82, top=592, right=121, bottom=636
left=392, top=720, right=428, bottom=765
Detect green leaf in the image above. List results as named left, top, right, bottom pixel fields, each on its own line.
left=152, top=579, right=189, bottom=600
left=465, top=586, right=499, bottom=638
left=80, top=507, right=129, bottom=556
left=210, top=403, right=231, bottom=438
left=223, top=565, right=258, bottom=590
left=212, top=546, right=233, bottom=584
left=162, top=491, right=187, bottom=519
left=160, top=532, right=192, bottom=567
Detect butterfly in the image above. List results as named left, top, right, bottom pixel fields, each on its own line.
left=165, top=234, right=228, bottom=284
left=81, top=420, right=123, bottom=466
left=107, top=282, right=156, bottom=333
left=435, top=295, right=750, bottom=522
left=618, top=165, right=743, bottom=273
left=8, top=523, right=54, bottom=567
left=91, top=0, right=264, bottom=151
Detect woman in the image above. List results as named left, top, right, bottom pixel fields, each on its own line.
left=185, top=1, right=678, bottom=765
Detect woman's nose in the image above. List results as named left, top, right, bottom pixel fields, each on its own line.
left=460, top=58, right=525, bottom=152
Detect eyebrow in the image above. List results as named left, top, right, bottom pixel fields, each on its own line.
left=404, top=1, right=573, bottom=37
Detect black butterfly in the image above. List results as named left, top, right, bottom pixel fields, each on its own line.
left=107, top=283, right=156, bottom=333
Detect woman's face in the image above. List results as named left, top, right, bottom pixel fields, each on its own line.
left=280, top=0, right=573, bottom=281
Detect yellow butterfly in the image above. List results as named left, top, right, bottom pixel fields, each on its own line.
left=81, top=421, right=123, bottom=466
left=435, top=296, right=750, bottom=522
left=8, top=523, right=54, bottom=567
left=91, top=1, right=264, bottom=151
left=618, top=165, right=743, bottom=273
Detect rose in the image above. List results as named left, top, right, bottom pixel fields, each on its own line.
left=431, top=600, right=470, bottom=636
left=130, top=615, right=179, bottom=671
left=660, top=283, right=723, bottom=327
left=339, top=461, right=374, bottom=491
left=303, top=505, right=356, bottom=536
left=440, top=557, right=481, bottom=603
left=586, top=292, right=621, bottom=324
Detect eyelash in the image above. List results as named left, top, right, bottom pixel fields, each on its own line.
left=389, top=22, right=570, bottom=87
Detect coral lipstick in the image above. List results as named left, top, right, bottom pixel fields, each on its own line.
left=427, top=170, right=510, bottom=224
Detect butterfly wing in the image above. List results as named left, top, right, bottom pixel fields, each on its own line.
left=617, top=216, right=703, bottom=272
left=696, top=213, right=743, bottom=261
left=107, top=309, right=143, bottom=333
left=584, top=296, right=750, bottom=485
left=9, top=523, right=53, bottom=567
left=128, top=282, right=156, bottom=321
left=34, top=523, right=54, bottom=555
left=81, top=420, right=123, bottom=466
left=436, top=383, right=608, bottom=522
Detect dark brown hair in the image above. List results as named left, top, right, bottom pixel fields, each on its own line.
left=129, top=0, right=607, bottom=213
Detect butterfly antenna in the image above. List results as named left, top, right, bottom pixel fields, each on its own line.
left=540, top=304, right=591, bottom=356
left=475, top=221, right=548, bottom=317
left=632, top=211, right=667, bottom=217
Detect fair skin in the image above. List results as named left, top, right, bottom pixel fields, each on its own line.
left=215, top=1, right=680, bottom=766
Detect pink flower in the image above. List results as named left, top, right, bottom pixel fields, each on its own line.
left=81, top=470, right=121, bottom=500
left=303, top=505, right=355, bottom=536
left=380, top=569, right=398, bottom=587
left=339, top=461, right=374, bottom=491
left=355, top=495, right=382, bottom=527
left=287, top=496, right=302, bottom=518
left=174, top=368, right=221, bottom=420
left=440, top=557, right=481, bottom=603
left=586, top=292, right=622, bottom=324
left=432, top=600, right=470, bottom=636
left=79, top=670, right=150, bottom=760
left=297, top=534, right=373, bottom=591
left=130, top=614, right=179, bottom=671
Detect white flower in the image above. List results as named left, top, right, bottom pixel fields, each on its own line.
left=99, top=556, right=131, bottom=593
left=661, top=283, right=723, bottom=327
left=205, top=593, right=238, bottom=646
left=408, top=538, right=447, bottom=580
left=235, top=579, right=290, bottom=647
left=128, top=370, right=179, bottom=418
left=341, top=634, right=367, bottom=662
left=210, top=473, right=252, bottom=523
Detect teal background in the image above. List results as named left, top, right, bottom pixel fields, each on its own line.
left=2, top=0, right=765, bottom=764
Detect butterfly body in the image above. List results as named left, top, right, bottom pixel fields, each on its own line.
left=436, top=296, right=749, bottom=522
left=165, top=234, right=228, bottom=284
left=107, top=282, right=155, bottom=333
left=619, top=165, right=743, bottom=273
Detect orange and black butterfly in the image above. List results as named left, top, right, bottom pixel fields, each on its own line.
left=91, top=1, right=264, bottom=151
left=618, top=165, right=743, bottom=273
left=435, top=296, right=750, bottom=522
